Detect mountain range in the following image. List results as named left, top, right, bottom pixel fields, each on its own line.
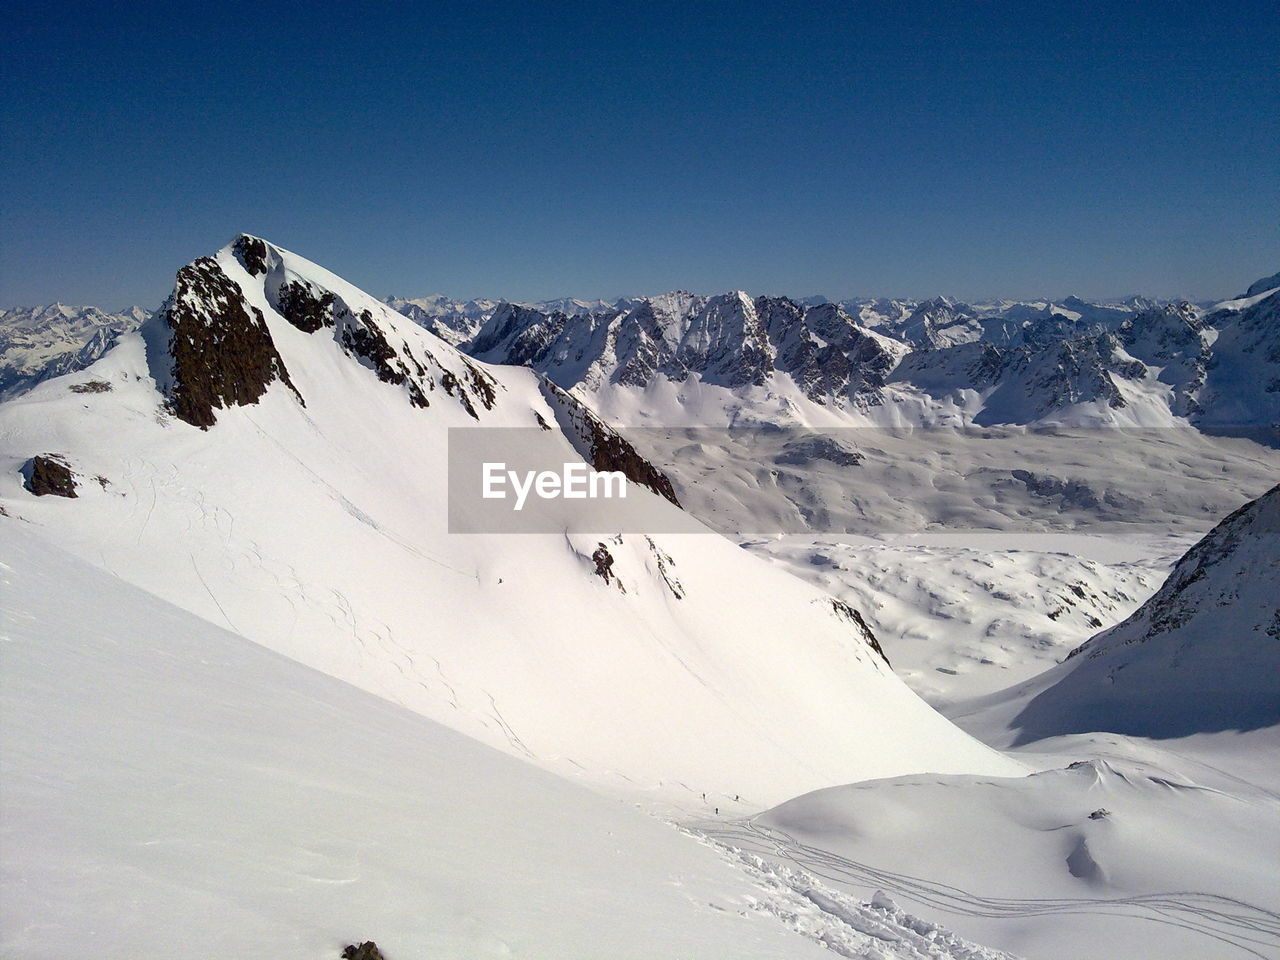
left=8, top=273, right=1278, bottom=438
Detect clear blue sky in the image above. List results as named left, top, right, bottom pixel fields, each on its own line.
left=3, top=0, right=1277, bottom=308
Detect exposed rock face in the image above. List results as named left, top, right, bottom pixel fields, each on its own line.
left=645, top=536, right=684, bottom=599
left=255, top=248, right=499, bottom=420
left=341, top=942, right=385, bottom=960
left=24, top=455, right=77, bottom=498
left=540, top=381, right=680, bottom=507
left=68, top=380, right=112, bottom=394
left=339, top=310, right=432, bottom=409
left=592, top=543, right=615, bottom=583
left=231, top=234, right=268, bottom=277
left=156, top=256, right=301, bottom=428
left=275, top=279, right=336, bottom=334
left=830, top=598, right=890, bottom=666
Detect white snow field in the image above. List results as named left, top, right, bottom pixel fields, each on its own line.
left=697, top=748, right=1280, bottom=960
left=697, top=487, right=1280, bottom=960
left=1, top=524, right=1019, bottom=960
left=738, top=533, right=1181, bottom=706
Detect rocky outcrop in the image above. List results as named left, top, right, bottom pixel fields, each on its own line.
left=156, top=256, right=301, bottom=428
left=341, top=942, right=385, bottom=960
left=259, top=257, right=498, bottom=420
left=540, top=381, right=680, bottom=506
left=275, top=279, right=336, bottom=333
left=231, top=234, right=269, bottom=277
left=830, top=598, right=890, bottom=666
left=23, top=454, right=77, bottom=498
left=592, top=543, right=616, bottom=583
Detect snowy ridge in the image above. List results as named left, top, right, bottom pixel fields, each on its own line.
left=453, top=273, right=1280, bottom=435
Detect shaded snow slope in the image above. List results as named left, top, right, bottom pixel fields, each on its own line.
left=3, top=523, right=1024, bottom=960
left=1007, top=484, right=1280, bottom=743
left=0, top=235, right=1020, bottom=812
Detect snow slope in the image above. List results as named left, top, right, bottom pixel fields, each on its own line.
left=700, top=752, right=1280, bottom=960
left=1, top=522, right=1022, bottom=960
left=1006, top=483, right=1280, bottom=743
left=0, top=235, right=1020, bottom=815
left=688, top=484, right=1280, bottom=960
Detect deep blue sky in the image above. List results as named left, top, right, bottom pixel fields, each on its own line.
left=3, top=1, right=1277, bottom=308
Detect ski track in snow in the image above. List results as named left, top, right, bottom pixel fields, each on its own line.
left=692, top=818, right=1280, bottom=959
left=678, top=824, right=1022, bottom=959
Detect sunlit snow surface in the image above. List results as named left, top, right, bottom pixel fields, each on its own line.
left=1, top=526, right=1020, bottom=960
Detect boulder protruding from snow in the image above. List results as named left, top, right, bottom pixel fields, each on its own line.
left=23, top=454, right=77, bottom=498
left=341, top=942, right=385, bottom=960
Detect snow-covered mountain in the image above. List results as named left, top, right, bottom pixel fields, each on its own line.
left=0, top=303, right=149, bottom=399
left=17, top=274, right=1278, bottom=437
left=383, top=294, right=619, bottom=346
left=455, top=277, right=1280, bottom=436
left=1009, top=483, right=1280, bottom=742
left=6, top=240, right=1279, bottom=960
left=0, top=234, right=1020, bottom=814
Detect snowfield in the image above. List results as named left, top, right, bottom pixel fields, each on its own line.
left=2, top=525, right=1020, bottom=960
left=739, top=533, right=1180, bottom=705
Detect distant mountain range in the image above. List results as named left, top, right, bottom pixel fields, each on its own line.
left=10, top=272, right=1276, bottom=436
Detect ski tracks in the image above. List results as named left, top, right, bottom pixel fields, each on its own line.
left=692, top=818, right=1280, bottom=959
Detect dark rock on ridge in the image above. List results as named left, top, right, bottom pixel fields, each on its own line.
left=157, top=256, right=301, bottom=428
left=23, top=454, right=78, bottom=498
left=830, top=598, right=890, bottom=666
left=539, top=381, right=680, bottom=507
